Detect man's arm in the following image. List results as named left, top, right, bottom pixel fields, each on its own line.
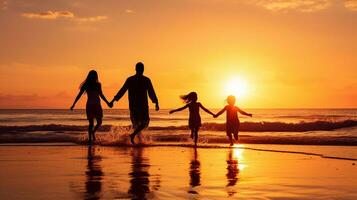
left=111, top=79, right=129, bottom=104
left=148, top=79, right=159, bottom=110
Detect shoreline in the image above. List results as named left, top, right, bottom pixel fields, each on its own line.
left=1, top=133, right=357, bottom=146
left=1, top=142, right=357, bottom=161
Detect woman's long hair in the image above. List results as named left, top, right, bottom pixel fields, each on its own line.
left=180, top=92, right=198, bottom=103
left=80, top=70, right=100, bottom=91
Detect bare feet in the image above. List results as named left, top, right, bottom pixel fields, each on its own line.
left=130, top=134, right=136, bottom=145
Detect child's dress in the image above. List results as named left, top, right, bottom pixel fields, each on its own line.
left=188, top=102, right=201, bottom=129
left=225, top=105, right=239, bottom=134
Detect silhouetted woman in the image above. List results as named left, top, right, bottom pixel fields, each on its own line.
left=70, top=70, right=111, bottom=144
left=169, top=92, right=214, bottom=147
left=214, top=95, right=252, bottom=146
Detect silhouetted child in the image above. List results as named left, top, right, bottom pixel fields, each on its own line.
left=214, top=95, right=252, bottom=146
left=70, top=70, right=112, bottom=144
left=169, top=92, right=214, bottom=147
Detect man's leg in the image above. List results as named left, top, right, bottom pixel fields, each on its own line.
left=130, top=123, right=146, bottom=145
left=129, top=110, right=149, bottom=145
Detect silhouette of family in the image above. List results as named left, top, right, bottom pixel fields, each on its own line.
left=70, top=62, right=252, bottom=146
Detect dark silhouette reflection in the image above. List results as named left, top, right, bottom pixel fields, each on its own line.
left=85, top=146, right=103, bottom=200
left=128, top=148, right=151, bottom=200
left=188, top=148, right=201, bottom=194
left=226, top=149, right=239, bottom=196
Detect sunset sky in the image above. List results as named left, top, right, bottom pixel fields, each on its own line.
left=0, top=0, right=356, bottom=109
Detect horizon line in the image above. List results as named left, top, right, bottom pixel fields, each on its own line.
left=0, top=108, right=356, bottom=110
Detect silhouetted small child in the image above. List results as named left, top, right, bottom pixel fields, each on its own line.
left=214, top=95, right=252, bottom=146
left=169, top=92, right=214, bottom=147
left=70, top=70, right=112, bottom=144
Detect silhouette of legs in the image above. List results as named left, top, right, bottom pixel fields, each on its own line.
left=88, top=118, right=102, bottom=144
left=190, top=128, right=199, bottom=147
left=88, top=119, right=94, bottom=144
left=92, top=117, right=102, bottom=142
left=233, top=131, right=238, bottom=141
left=227, top=132, right=234, bottom=146
left=130, top=123, right=146, bottom=145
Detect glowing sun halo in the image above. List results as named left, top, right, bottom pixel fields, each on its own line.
left=224, top=77, right=248, bottom=98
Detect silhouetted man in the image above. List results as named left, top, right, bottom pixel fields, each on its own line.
left=110, top=62, right=159, bottom=144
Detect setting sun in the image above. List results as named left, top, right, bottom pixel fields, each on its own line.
left=223, top=77, right=249, bottom=99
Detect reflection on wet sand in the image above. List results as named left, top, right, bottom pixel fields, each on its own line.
left=188, top=148, right=201, bottom=194
left=85, top=145, right=103, bottom=200
left=226, top=149, right=239, bottom=196
left=128, top=148, right=154, bottom=200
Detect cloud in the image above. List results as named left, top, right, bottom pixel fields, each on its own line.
left=21, top=10, right=107, bottom=22
left=75, top=15, right=107, bottom=22
left=125, top=9, right=134, bottom=13
left=22, top=10, right=74, bottom=19
left=249, top=0, right=330, bottom=12
left=345, top=0, right=357, bottom=11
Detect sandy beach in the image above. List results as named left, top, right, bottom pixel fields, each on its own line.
left=0, top=143, right=356, bottom=199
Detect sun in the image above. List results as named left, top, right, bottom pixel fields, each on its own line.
left=223, top=77, right=248, bottom=98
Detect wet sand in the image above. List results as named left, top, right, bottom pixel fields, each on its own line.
left=0, top=144, right=356, bottom=199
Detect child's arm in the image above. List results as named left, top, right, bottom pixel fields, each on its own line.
left=70, top=89, right=85, bottom=110
left=169, top=104, right=189, bottom=114
left=199, top=103, right=214, bottom=116
left=237, top=107, right=252, bottom=117
left=214, top=106, right=226, bottom=118
left=99, top=85, right=112, bottom=108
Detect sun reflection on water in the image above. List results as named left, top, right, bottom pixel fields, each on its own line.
left=232, top=144, right=246, bottom=171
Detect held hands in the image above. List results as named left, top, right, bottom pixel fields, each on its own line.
left=213, top=114, right=218, bottom=118
left=108, top=101, right=113, bottom=108
left=107, top=100, right=115, bottom=108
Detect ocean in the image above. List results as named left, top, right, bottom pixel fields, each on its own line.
left=1, top=109, right=357, bottom=199
left=1, top=109, right=356, bottom=145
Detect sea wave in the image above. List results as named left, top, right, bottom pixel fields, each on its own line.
left=1, top=120, right=356, bottom=133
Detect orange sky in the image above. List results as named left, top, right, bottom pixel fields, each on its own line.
left=0, top=0, right=356, bottom=109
